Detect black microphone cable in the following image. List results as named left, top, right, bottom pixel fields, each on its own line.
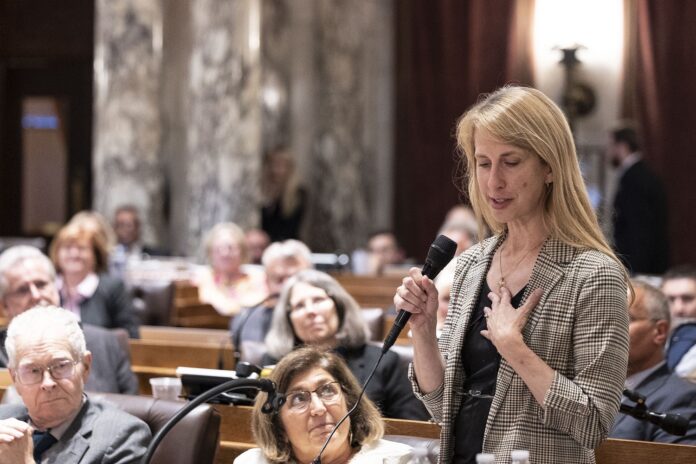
left=310, top=350, right=386, bottom=464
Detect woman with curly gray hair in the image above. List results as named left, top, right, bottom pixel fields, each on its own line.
left=262, top=269, right=428, bottom=420
left=234, top=346, right=412, bottom=463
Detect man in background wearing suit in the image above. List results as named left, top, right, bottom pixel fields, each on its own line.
left=0, top=306, right=150, bottom=463
left=608, top=124, right=669, bottom=275
left=610, top=281, right=696, bottom=443
left=0, top=246, right=138, bottom=394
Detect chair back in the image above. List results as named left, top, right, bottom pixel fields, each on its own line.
left=93, top=393, right=220, bottom=464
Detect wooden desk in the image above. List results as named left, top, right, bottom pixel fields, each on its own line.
left=596, top=438, right=696, bottom=463
left=333, top=274, right=402, bottom=309
left=139, top=325, right=230, bottom=345
left=129, top=339, right=236, bottom=395
left=171, top=281, right=232, bottom=329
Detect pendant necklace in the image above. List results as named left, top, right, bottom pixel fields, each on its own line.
left=497, top=239, right=546, bottom=290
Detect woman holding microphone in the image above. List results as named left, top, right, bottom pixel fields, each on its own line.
left=395, top=86, right=630, bottom=463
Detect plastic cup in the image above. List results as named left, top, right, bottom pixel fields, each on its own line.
left=149, top=377, right=183, bottom=401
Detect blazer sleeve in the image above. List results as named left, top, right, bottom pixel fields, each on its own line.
left=101, top=415, right=151, bottom=464
left=103, top=331, right=139, bottom=395
left=104, top=276, right=141, bottom=339
left=540, top=258, right=629, bottom=448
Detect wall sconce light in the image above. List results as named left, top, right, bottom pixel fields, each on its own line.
left=556, top=45, right=596, bottom=131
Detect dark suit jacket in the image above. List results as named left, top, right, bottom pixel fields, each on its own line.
left=613, top=159, right=669, bottom=274
left=0, top=325, right=138, bottom=394
left=69, top=274, right=140, bottom=338
left=0, top=396, right=151, bottom=463
left=611, top=363, right=696, bottom=444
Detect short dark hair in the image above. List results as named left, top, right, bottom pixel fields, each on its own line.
left=611, top=125, right=641, bottom=152
left=367, top=229, right=399, bottom=244
left=251, top=347, right=384, bottom=463
left=663, top=264, right=696, bottom=283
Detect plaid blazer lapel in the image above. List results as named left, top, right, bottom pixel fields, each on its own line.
left=485, top=237, right=570, bottom=437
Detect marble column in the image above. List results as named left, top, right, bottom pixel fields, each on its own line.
left=93, top=0, right=164, bottom=244
left=183, top=0, right=262, bottom=257
left=301, top=0, right=394, bottom=252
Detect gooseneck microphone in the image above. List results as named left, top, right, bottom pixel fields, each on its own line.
left=382, top=234, right=457, bottom=353
left=140, top=378, right=282, bottom=464
left=620, top=388, right=689, bottom=436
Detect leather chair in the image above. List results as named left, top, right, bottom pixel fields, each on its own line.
left=92, top=393, right=220, bottom=464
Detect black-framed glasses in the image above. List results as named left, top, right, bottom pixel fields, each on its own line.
left=15, top=359, right=79, bottom=385
left=284, top=381, right=343, bottom=412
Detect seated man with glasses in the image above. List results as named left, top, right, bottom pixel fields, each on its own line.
left=0, top=306, right=150, bottom=463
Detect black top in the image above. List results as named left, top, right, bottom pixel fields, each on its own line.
left=453, top=280, right=526, bottom=464
left=261, top=188, right=307, bottom=242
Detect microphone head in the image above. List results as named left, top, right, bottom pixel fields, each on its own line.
left=654, top=412, right=689, bottom=436
left=424, top=235, right=457, bottom=277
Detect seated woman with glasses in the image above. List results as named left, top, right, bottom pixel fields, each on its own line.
left=234, top=346, right=413, bottom=464
left=261, top=269, right=428, bottom=420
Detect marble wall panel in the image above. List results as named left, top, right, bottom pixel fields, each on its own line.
left=93, top=0, right=164, bottom=244
left=183, top=0, right=262, bottom=257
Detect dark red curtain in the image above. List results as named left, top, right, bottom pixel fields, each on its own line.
left=394, top=0, right=533, bottom=260
left=623, top=0, right=696, bottom=266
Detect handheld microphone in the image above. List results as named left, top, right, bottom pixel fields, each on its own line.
left=620, top=389, right=689, bottom=436
left=382, top=234, right=457, bottom=352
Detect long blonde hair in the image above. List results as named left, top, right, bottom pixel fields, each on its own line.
left=457, top=86, right=619, bottom=264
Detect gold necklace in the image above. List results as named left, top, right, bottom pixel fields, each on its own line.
left=497, top=239, right=546, bottom=290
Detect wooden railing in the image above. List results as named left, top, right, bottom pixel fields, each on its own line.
left=333, top=274, right=402, bottom=309
left=171, top=281, right=231, bottom=329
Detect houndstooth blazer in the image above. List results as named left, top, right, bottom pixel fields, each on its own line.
left=410, top=235, right=629, bottom=463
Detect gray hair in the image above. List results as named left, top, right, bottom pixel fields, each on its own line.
left=5, top=305, right=87, bottom=368
left=265, top=269, right=368, bottom=359
left=261, top=239, right=313, bottom=269
left=0, top=246, right=56, bottom=300
left=632, top=280, right=670, bottom=326
left=439, top=218, right=479, bottom=246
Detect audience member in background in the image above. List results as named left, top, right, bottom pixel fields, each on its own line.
left=235, top=346, right=413, bottom=464
left=49, top=222, right=140, bottom=338
left=439, top=204, right=480, bottom=256
left=662, top=265, right=696, bottom=378
left=261, top=146, right=307, bottom=242
left=607, top=123, right=669, bottom=275
left=434, top=262, right=456, bottom=339
left=610, top=281, right=696, bottom=443
left=111, top=205, right=170, bottom=276
left=195, top=222, right=268, bottom=316
left=0, top=246, right=138, bottom=394
left=0, top=307, right=150, bottom=463
left=68, top=210, right=117, bottom=254
left=245, top=228, right=271, bottom=265
left=366, top=230, right=407, bottom=276
left=263, top=270, right=428, bottom=420
left=231, top=239, right=313, bottom=363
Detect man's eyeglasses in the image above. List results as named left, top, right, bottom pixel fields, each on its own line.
left=6, top=280, right=52, bottom=300
left=284, top=381, right=343, bottom=412
left=15, top=359, right=79, bottom=385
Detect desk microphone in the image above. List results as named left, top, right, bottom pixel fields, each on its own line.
left=620, top=388, right=689, bottom=436
left=382, top=234, right=457, bottom=352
